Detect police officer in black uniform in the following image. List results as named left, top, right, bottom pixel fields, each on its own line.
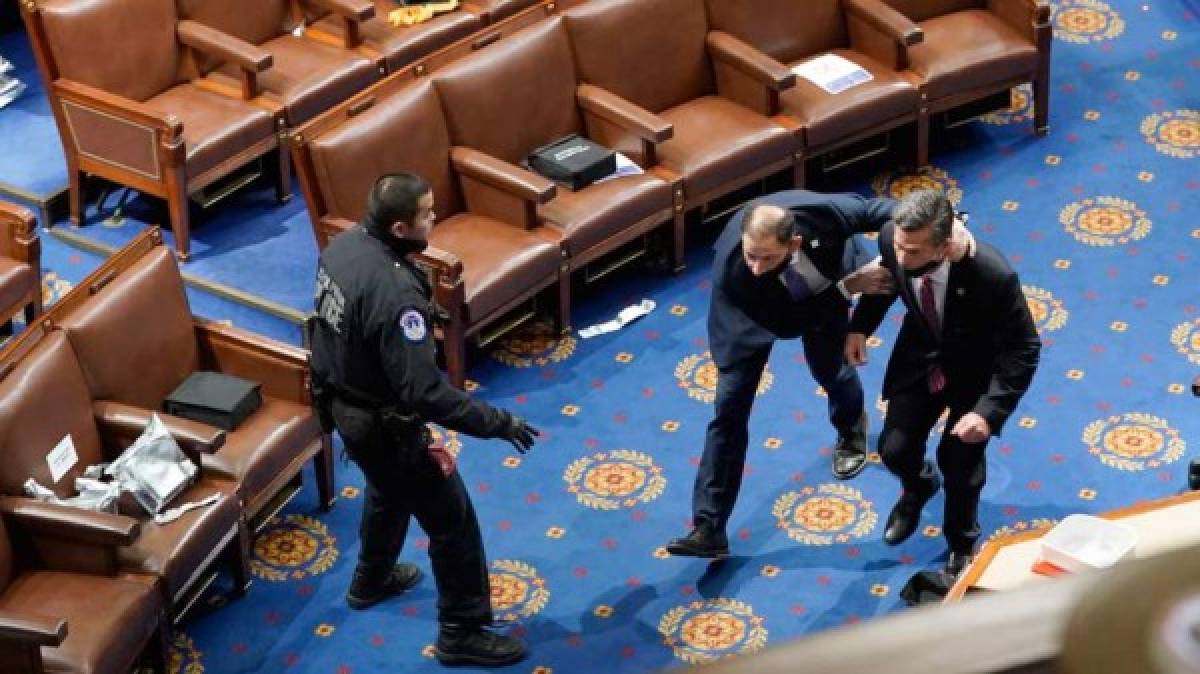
left=309, top=173, right=539, bottom=667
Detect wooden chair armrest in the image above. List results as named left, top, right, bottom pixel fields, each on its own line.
left=177, top=20, right=272, bottom=72
left=707, top=31, right=796, bottom=91
left=576, top=84, right=673, bottom=143
left=93, top=400, right=226, bottom=455
left=0, top=497, right=139, bottom=547
left=0, top=612, right=67, bottom=647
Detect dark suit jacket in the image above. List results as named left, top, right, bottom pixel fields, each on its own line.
left=849, top=223, right=1041, bottom=435
left=709, top=190, right=895, bottom=366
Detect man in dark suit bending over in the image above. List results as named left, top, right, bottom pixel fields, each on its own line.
left=668, top=190, right=970, bottom=559
left=845, top=189, right=1041, bottom=576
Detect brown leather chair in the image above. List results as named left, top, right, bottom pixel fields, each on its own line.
left=47, top=230, right=334, bottom=529
left=177, top=0, right=380, bottom=126
left=0, top=500, right=168, bottom=674
left=21, top=0, right=290, bottom=261
left=705, top=0, right=924, bottom=183
left=562, top=0, right=797, bottom=216
left=472, top=0, right=543, bottom=22
left=302, top=0, right=487, bottom=74
left=0, top=327, right=248, bottom=620
left=883, top=0, right=1051, bottom=164
left=296, top=80, right=564, bottom=388
left=431, top=17, right=683, bottom=272
left=0, top=202, right=41, bottom=335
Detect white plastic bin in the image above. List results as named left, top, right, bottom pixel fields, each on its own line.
left=1039, top=514, right=1138, bottom=572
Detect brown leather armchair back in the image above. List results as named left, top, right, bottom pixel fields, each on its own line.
left=705, top=0, right=848, bottom=65
left=176, top=0, right=291, bottom=52
left=309, top=80, right=463, bottom=224
left=0, top=332, right=105, bottom=499
left=38, top=0, right=181, bottom=102
left=58, top=248, right=199, bottom=411
left=434, top=18, right=580, bottom=165
left=564, top=0, right=712, bottom=114
left=886, top=0, right=983, bottom=22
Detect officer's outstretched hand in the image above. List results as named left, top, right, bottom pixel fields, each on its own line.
left=502, top=413, right=539, bottom=454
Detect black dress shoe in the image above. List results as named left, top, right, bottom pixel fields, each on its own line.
left=666, top=526, right=729, bottom=558
left=345, top=562, right=423, bottom=610
left=435, top=623, right=527, bottom=667
left=883, top=475, right=941, bottom=545
left=944, top=551, right=975, bottom=577
left=832, top=412, right=869, bottom=480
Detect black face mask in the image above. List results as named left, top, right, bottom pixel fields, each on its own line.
left=366, top=224, right=428, bottom=258
left=905, top=257, right=943, bottom=278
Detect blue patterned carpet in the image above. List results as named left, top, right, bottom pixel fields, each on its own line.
left=4, top=1, right=1200, bottom=671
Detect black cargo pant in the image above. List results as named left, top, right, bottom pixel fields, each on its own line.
left=332, top=398, right=492, bottom=626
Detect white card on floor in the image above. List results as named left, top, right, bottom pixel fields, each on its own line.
left=46, top=434, right=78, bottom=484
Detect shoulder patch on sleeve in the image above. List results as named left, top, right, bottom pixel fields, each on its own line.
left=400, top=309, right=427, bottom=342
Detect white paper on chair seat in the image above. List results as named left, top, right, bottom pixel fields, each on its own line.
left=594, top=152, right=645, bottom=184
left=579, top=299, right=656, bottom=338
left=792, top=54, right=873, bottom=95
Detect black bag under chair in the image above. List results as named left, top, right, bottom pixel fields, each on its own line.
left=164, top=371, right=262, bottom=430
left=527, top=134, right=616, bottom=190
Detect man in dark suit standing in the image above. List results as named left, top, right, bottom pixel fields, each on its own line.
left=845, top=189, right=1041, bottom=576
left=667, top=190, right=901, bottom=558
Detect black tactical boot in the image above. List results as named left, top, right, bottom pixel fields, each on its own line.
left=434, top=623, right=527, bottom=667
left=345, top=562, right=422, bottom=610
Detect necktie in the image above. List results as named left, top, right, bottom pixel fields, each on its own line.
left=782, top=264, right=812, bottom=302
left=919, top=275, right=947, bottom=394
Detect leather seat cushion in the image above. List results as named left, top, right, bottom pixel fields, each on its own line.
left=199, top=396, right=321, bottom=517
left=0, top=571, right=160, bottom=674
left=313, top=4, right=483, bottom=72
left=658, top=96, right=795, bottom=199
left=143, top=83, right=276, bottom=179
left=118, top=478, right=241, bottom=601
left=782, top=49, right=919, bottom=148
left=428, top=214, right=561, bottom=322
left=538, top=174, right=674, bottom=257
left=0, top=257, right=36, bottom=318
left=909, top=10, right=1038, bottom=101
left=213, top=34, right=378, bottom=125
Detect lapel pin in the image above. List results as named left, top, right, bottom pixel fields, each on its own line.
left=956, top=287, right=965, bottom=296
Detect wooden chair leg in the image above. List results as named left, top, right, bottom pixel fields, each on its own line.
left=165, top=184, right=192, bottom=262
left=555, top=265, right=571, bottom=335
left=68, top=169, right=83, bottom=227
left=314, top=433, right=335, bottom=512
left=276, top=133, right=293, bottom=204
left=671, top=211, right=686, bottom=274
left=792, top=153, right=807, bottom=189
left=228, top=518, right=251, bottom=597
left=916, top=106, right=930, bottom=168
left=144, top=613, right=170, bottom=673
left=443, top=320, right=467, bottom=389
left=1033, top=77, right=1050, bottom=136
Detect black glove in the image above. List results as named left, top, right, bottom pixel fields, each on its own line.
left=502, top=413, right=539, bottom=454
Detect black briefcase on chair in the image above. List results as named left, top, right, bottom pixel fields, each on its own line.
left=164, top=371, right=262, bottom=430
left=527, top=134, right=616, bottom=190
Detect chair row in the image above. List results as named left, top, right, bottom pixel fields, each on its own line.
left=19, top=0, right=558, bottom=259
left=0, top=227, right=333, bottom=642
left=0, top=201, right=41, bottom=334
left=292, top=0, right=1050, bottom=388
